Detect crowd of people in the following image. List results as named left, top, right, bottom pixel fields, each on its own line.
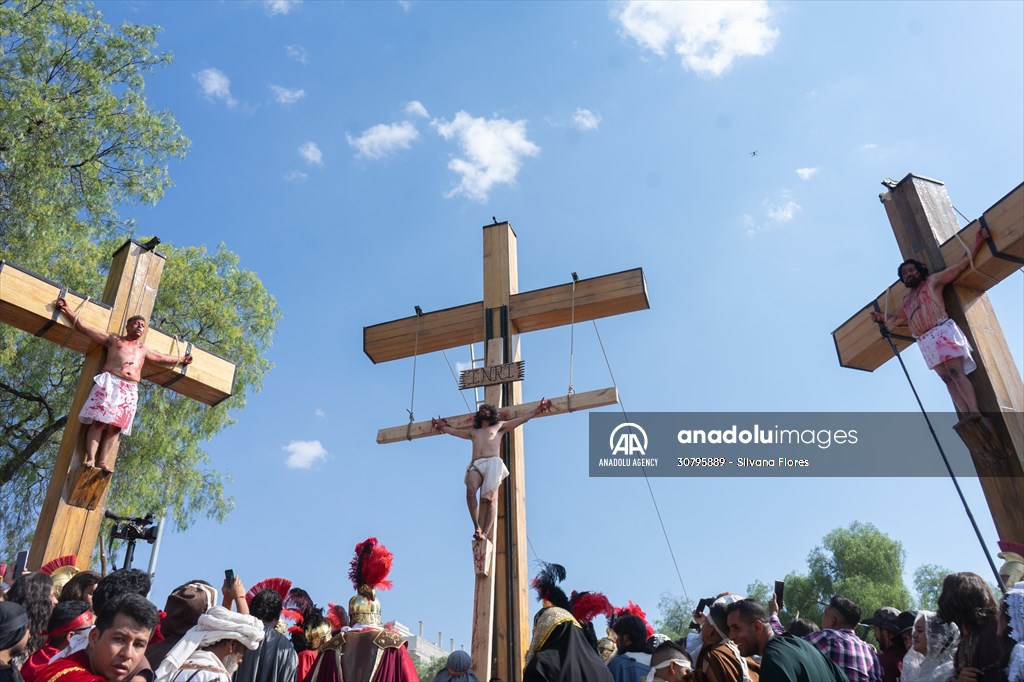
left=518, top=563, right=1024, bottom=682
left=1, top=555, right=1021, bottom=682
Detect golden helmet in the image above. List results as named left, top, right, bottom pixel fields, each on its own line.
left=348, top=585, right=382, bottom=627
left=39, top=555, right=81, bottom=599
left=306, top=620, right=333, bottom=650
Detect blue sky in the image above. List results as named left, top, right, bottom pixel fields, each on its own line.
left=76, top=0, right=1024, bottom=653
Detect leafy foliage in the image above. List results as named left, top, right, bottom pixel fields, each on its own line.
left=413, top=654, right=448, bottom=681
left=0, top=1, right=279, bottom=559
left=913, top=563, right=951, bottom=611
left=654, top=591, right=694, bottom=640
left=787, top=522, right=913, bottom=623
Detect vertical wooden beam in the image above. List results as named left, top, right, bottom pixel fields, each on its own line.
left=28, top=242, right=166, bottom=570
left=881, top=175, right=1024, bottom=541
left=466, top=222, right=529, bottom=682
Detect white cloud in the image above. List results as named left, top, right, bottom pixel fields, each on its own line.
left=862, top=143, right=878, bottom=150
left=765, top=197, right=801, bottom=223
left=270, top=85, right=305, bottom=104
left=314, top=408, right=326, bottom=418
left=346, top=121, right=420, bottom=160
left=456, top=361, right=472, bottom=373
left=795, top=167, right=818, bottom=181
left=432, top=112, right=541, bottom=202
left=285, top=45, right=309, bottom=64
left=398, top=0, right=412, bottom=11
left=283, top=440, right=327, bottom=469
left=616, top=0, right=779, bottom=78
left=572, top=108, right=601, bottom=131
left=299, top=141, right=323, bottom=166
left=404, top=100, right=430, bottom=119
left=265, top=0, right=300, bottom=16
left=284, top=170, right=308, bottom=183
left=194, top=68, right=237, bottom=107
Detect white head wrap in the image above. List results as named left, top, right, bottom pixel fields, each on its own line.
left=154, top=606, right=264, bottom=682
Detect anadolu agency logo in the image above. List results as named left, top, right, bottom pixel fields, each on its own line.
left=609, top=422, right=648, bottom=456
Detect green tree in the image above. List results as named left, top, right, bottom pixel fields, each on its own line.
left=655, top=592, right=695, bottom=640
left=1, top=0, right=187, bottom=251
left=913, top=564, right=951, bottom=611
left=414, top=654, right=447, bottom=681
left=0, top=1, right=278, bottom=558
left=791, top=522, right=913, bottom=622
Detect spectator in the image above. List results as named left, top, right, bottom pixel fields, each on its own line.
left=234, top=590, right=296, bottom=682
left=0, top=603, right=30, bottom=682
left=785, top=620, right=819, bottom=638
left=154, top=606, right=263, bottom=682
left=431, top=650, right=478, bottom=682
left=1001, top=582, right=1023, bottom=682
left=145, top=582, right=219, bottom=669
left=900, top=610, right=958, bottom=682
left=647, top=641, right=691, bottom=681
left=726, top=599, right=847, bottom=682
left=607, top=615, right=652, bottom=682
left=6, top=574, right=57, bottom=664
left=937, top=572, right=1006, bottom=682
left=59, top=575, right=101, bottom=610
left=693, top=594, right=759, bottom=681
left=862, top=607, right=905, bottom=682
left=33, top=593, right=158, bottom=682
left=805, top=596, right=881, bottom=682
left=21, top=602, right=93, bottom=682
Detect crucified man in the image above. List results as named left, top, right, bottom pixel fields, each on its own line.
left=433, top=399, right=551, bottom=541
left=869, top=227, right=989, bottom=415
left=56, top=298, right=192, bottom=473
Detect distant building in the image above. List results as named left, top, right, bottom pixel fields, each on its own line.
left=393, top=620, right=452, bottom=665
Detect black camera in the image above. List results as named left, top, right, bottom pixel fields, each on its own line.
left=105, top=510, right=158, bottom=544
left=688, top=597, right=717, bottom=631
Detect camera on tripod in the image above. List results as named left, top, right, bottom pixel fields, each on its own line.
left=105, top=510, right=159, bottom=543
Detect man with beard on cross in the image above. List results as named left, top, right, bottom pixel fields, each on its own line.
left=869, top=227, right=989, bottom=416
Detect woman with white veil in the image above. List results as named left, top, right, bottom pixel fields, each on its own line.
left=900, top=610, right=959, bottom=682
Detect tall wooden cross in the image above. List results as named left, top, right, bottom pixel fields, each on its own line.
left=0, top=239, right=236, bottom=571
left=364, top=221, right=648, bottom=681
left=833, top=174, right=1023, bottom=542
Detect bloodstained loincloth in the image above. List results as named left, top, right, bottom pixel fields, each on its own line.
left=916, top=317, right=976, bottom=374
left=79, top=371, right=138, bottom=435
left=466, top=456, right=509, bottom=495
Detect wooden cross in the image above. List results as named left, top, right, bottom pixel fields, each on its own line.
left=833, top=174, right=1024, bottom=542
left=364, top=221, right=648, bottom=681
left=0, top=239, right=236, bottom=571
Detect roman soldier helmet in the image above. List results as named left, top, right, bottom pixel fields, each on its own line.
left=347, top=537, right=393, bottom=627
left=285, top=587, right=332, bottom=651
left=39, top=555, right=80, bottom=598
left=999, top=540, right=1024, bottom=587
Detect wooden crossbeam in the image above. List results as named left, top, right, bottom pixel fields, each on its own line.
left=0, top=260, right=235, bottom=405
left=362, top=269, right=648, bottom=364
left=376, top=387, right=618, bottom=444
left=832, top=183, right=1023, bottom=372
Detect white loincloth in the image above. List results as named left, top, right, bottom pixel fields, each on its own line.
left=79, top=371, right=138, bottom=435
left=917, top=318, right=976, bottom=374
left=467, top=456, right=509, bottom=496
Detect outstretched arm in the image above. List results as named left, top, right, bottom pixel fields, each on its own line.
left=432, top=417, right=472, bottom=440
left=933, top=227, right=989, bottom=286
left=145, top=347, right=193, bottom=366
left=55, top=298, right=111, bottom=347
left=499, top=398, right=552, bottom=432
left=869, top=307, right=908, bottom=328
